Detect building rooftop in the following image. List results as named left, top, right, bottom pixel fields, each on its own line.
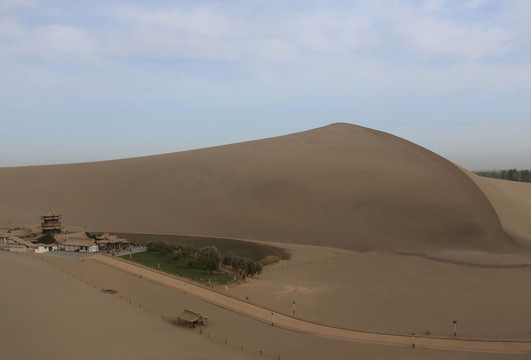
left=43, top=209, right=61, bottom=218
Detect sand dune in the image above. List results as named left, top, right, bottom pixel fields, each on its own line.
left=467, top=172, right=531, bottom=246
left=0, top=123, right=517, bottom=255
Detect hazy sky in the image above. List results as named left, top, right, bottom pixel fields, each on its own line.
left=1, top=0, right=530, bottom=169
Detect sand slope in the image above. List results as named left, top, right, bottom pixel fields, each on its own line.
left=0, top=123, right=514, bottom=254
left=467, top=172, right=531, bottom=246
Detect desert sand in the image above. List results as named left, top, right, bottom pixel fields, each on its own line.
left=2, top=123, right=531, bottom=359
left=2, top=250, right=530, bottom=360
left=0, top=123, right=517, bottom=256
left=467, top=171, right=531, bottom=245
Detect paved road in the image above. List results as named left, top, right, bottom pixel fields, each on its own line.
left=92, top=255, right=531, bottom=354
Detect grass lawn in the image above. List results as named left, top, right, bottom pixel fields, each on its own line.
left=121, top=251, right=236, bottom=285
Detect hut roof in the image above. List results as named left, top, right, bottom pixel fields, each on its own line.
left=178, top=310, right=207, bottom=323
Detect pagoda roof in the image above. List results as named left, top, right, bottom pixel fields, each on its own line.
left=43, top=209, right=60, bottom=217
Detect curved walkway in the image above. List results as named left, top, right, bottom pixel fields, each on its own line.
left=92, top=255, right=531, bottom=354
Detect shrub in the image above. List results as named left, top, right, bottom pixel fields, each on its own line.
left=258, top=255, right=280, bottom=267
left=222, top=253, right=235, bottom=266
left=37, top=233, right=54, bottom=244
left=147, top=240, right=172, bottom=254
left=245, top=260, right=263, bottom=277
left=85, top=232, right=100, bottom=239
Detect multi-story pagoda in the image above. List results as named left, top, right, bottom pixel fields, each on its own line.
left=41, top=210, right=62, bottom=235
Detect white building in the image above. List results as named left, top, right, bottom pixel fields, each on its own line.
left=35, top=244, right=57, bottom=253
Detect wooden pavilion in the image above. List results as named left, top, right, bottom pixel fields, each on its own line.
left=41, top=210, right=62, bottom=235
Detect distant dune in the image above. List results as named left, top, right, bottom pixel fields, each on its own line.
left=0, top=123, right=520, bottom=255
left=467, top=172, right=531, bottom=246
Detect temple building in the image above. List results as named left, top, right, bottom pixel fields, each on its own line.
left=96, top=234, right=129, bottom=251
left=41, top=210, right=62, bottom=235
left=54, top=232, right=98, bottom=253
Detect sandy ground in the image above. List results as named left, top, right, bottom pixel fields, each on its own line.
left=91, top=253, right=531, bottom=353
left=231, top=243, right=531, bottom=339
left=0, top=123, right=516, bottom=256
left=0, top=251, right=258, bottom=360
left=1, top=250, right=530, bottom=360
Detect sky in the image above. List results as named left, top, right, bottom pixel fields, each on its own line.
left=1, top=0, right=530, bottom=169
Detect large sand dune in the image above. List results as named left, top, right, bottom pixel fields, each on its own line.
left=0, top=123, right=518, bottom=255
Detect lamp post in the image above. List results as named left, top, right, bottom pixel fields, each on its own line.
left=293, top=301, right=296, bottom=315
left=453, top=320, right=457, bottom=337
left=412, top=333, right=415, bottom=348
left=185, top=283, right=187, bottom=295
left=271, top=312, right=274, bottom=326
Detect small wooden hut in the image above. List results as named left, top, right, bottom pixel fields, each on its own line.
left=178, top=310, right=208, bottom=327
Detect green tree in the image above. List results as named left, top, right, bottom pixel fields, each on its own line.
left=245, top=261, right=263, bottom=277
left=37, top=233, right=54, bottom=244
left=204, top=258, right=219, bottom=274
left=200, top=246, right=221, bottom=263
left=147, top=240, right=172, bottom=254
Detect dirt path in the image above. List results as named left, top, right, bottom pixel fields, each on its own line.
left=92, top=255, right=531, bottom=354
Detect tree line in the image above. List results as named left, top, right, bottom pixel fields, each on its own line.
left=474, top=169, right=531, bottom=183
left=147, top=241, right=263, bottom=276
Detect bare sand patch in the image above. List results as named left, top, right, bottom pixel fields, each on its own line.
left=231, top=243, right=531, bottom=339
